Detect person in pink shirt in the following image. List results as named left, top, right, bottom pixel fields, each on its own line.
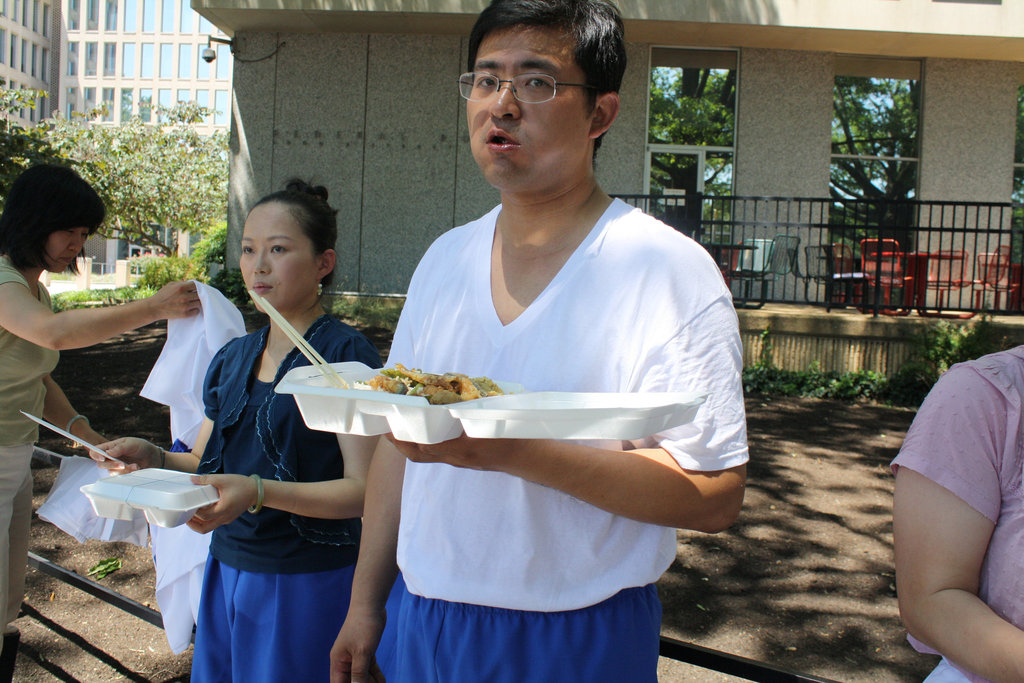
left=892, top=346, right=1024, bottom=683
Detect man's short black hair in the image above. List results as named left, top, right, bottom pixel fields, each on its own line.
left=467, top=0, right=627, bottom=155
left=0, top=164, right=105, bottom=272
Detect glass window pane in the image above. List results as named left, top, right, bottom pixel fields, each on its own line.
left=194, top=88, right=208, bottom=108
left=215, top=43, right=229, bottom=79
left=41, top=3, right=48, bottom=36
left=141, top=0, right=153, bottom=31
left=178, top=0, right=189, bottom=31
left=176, top=88, right=188, bottom=102
left=101, top=87, right=113, bottom=121
left=120, top=87, right=132, bottom=120
left=140, top=42, right=152, bottom=77
left=84, top=41, right=96, bottom=76
left=67, top=0, right=78, bottom=29
left=139, top=87, right=151, bottom=121
left=40, top=46, right=47, bottom=82
left=103, top=42, right=115, bottom=76
left=157, top=87, right=170, bottom=119
left=198, top=14, right=211, bottom=33
left=160, top=0, right=172, bottom=32
left=177, top=43, right=189, bottom=78
left=83, top=86, right=95, bottom=111
left=86, top=0, right=97, bottom=29
left=159, top=42, right=171, bottom=77
left=104, top=0, right=115, bottom=30
left=66, top=41, right=77, bottom=76
left=122, top=0, right=134, bottom=31
left=214, top=88, right=227, bottom=126
left=121, top=42, right=134, bottom=76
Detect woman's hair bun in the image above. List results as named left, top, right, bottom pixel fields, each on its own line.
left=283, top=179, right=329, bottom=203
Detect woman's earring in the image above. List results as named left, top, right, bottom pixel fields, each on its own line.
left=317, top=282, right=323, bottom=296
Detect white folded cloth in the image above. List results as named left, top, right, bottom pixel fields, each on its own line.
left=149, top=522, right=211, bottom=653
left=37, top=456, right=149, bottom=546
left=141, top=281, right=246, bottom=447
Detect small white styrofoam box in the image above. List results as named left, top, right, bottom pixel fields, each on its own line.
left=80, top=468, right=219, bottom=528
left=448, top=391, right=707, bottom=440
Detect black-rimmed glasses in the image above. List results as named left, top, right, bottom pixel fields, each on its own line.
left=457, top=72, right=595, bottom=104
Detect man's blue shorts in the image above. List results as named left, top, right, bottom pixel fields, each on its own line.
left=389, top=583, right=662, bottom=682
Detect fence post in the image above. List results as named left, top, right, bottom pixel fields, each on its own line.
left=115, top=259, right=131, bottom=287
left=75, top=257, right=93, bottom=290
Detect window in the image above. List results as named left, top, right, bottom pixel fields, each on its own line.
left=121, top=42, right=135, bottom=76
left=31, top=0, right=37, bottom=30
left=104, top=0, right=116, bottom=30
left=122, top=0, right=135, bottom=31
left=198, top=14, right=211, bottom=33
left=178, top=0, right=189, bottom=31
left=139, top=87, right=152, bottom=121
left=160, top=0, right=172, bottom=32
left=84, top=41, right=97, bottom=76
left=20, top=0, right=26, bottom=26
left=68, top=0, right=78, bottom=29
left=42, top=3, right=48, bottom=36
left=176, top=88, right=189, bottom=103
left=83, top=86, right=95, bottom=112
left=647, top=48, right=737, bottom=202
left=140, top=42, right=153, bottom=77
left=30, top=43, right=36, bottom=78
left=177, top=43, right=189, bottom=78
left=157, top=87, right=170, bottom=120
left=66, top=42, right=77, bottom=76
left=40, top=47, right=47, bottom=82
left=196, top=44, right=209, bottom=78
left=1014, top=85, right=1024, bottom=205
left=86, top=0, right=97, bottom=29
left=103, top=42, right=115, bottom=76
left=65, top=87, right=76, bottom=117
left=9, top=35, right=16, bottom=70
left=19, top=37, right=25, bottom=73
left=141, top=0, right=153, bottom=31
left=0, top=29, right=5, bottom=65
left=194, top=88, right=208, bottom=110
left=215, top=44, right=229, bottom=79
left=101, top=87, right=113, bottom=121
left=120, top=87, right=133, bottom=120
left=159, top=42, right=171, bottom=78
left=831, top=57, right=920, bottom=203
left=214, top=89, right=227, bottom=126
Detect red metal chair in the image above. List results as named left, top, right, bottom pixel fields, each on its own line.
left=974, top=249, right=1022, bottom=311
left=920, top=249, right=974, bottom=317
left=860, top=238, right=909, bottom=311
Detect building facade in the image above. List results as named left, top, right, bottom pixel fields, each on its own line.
left=0, top=0, right=55, bottom=125
left=193, top=1, right=1024, bottom=295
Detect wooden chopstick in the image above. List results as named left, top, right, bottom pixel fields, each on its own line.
left=248, top=290, right=350, bottom=389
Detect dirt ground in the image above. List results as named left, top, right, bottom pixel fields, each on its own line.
left=15, top=319, right=938, bottom=682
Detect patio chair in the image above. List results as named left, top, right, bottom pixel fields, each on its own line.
left=920, top=249, right=974, bottom=318
left=732, top=234, right=801, bottom=308
left=802, top=245, right=837, bottom=309
left=860, top=238, right=909, bottom=311
left=974, top=249, right=1022, bottom=312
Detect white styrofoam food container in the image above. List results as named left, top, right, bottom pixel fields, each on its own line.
left=275, top=361, right=524, bottom=444
left=80, top=468, right=219, bottom=528
left=447, top=391, right=707, bottom=440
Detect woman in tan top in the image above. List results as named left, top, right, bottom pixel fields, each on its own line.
left=0, top=164, right=200, bottom=681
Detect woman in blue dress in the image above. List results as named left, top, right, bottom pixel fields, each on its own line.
left=98, top=180, right=391, bottom=682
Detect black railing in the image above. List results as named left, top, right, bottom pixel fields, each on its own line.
left=615, top=193, right=1024, bottom=316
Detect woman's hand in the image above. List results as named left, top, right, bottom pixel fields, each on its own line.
left=93, top=437, right=163, bottom=472
left=146, top=281, right=202, bottom=320
left=186, top=473, right=258, bottom=534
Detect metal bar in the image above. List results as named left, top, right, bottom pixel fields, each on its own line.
left=26, top=551, right=165, bottom=630
left=659, top=636, right=842, bottom=683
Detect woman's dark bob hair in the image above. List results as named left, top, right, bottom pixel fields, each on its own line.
left=0, top=164, right=106, bottom=273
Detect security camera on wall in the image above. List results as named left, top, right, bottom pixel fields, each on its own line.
left=202, top=47, right=217, bottom=63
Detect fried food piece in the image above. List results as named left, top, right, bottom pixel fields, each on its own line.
left=366, top=364, right=505, bottom=404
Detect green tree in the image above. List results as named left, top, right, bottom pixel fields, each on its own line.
left=48, top=102, right=228, bottom=254
left=0, top=82, right=71, bottom=206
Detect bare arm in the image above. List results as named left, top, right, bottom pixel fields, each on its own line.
left=40, top=374, right=106, bottom=446
left=331, top=438, right=405, bottom=683
left=893, top=467, right=1024, bottom=682
left=391, top=436, right=746, bottom=531
left=0, top=280, right=200, bottom=350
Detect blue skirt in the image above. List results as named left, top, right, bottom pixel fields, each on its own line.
left=390, top=583, right=662, bottom=683
left=190, top=558, right=357, bottom=683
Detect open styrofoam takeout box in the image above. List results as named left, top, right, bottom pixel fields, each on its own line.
left=275, top=362, right=707, bottom=444
left=80, top=468, right=219, bottom=528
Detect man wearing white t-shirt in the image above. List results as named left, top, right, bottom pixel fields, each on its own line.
left=331, top=1, right=748, bottom=681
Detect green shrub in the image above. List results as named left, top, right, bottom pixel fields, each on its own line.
left=209, top=267, right=248, bottom=306
left=191, top=223, right=227, bottom=271
left=52, top=285, right=155, bottom=312
left=137, top=255, right=204, bottom=289
left=328, top=295, right=404, bottom=332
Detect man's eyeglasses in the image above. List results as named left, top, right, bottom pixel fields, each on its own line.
left=457, top=72, right=595, bottom=104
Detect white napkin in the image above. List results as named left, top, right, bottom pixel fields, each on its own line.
left=149, top=522, right=211, bottom=653
left=141, top=281, right=246, bottom=446
left=37, top=456, right=149, bottom=546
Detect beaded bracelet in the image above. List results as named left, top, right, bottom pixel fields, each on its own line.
left=247, top=474, right=264, bottom=514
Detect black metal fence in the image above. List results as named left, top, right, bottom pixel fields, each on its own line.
left=614, top=193, right=1024, bottom=316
